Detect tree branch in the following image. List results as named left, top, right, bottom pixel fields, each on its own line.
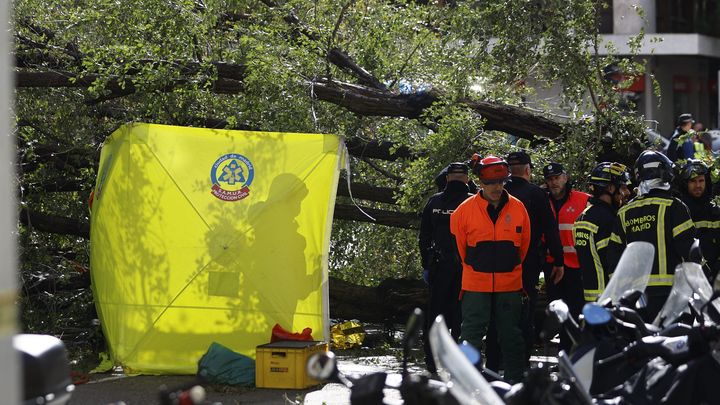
left=327, top=48, right=386, bottom=89
left=17, top=70, right=562, bottom=138
left=23, top=179, right=87, bottom=193
left=337, top=178, right=397, bottom=204
left=344, top=138, right=413, bottom=161
left=359, top=156, right=404, bottom=182
left=333, top=204, right=419, bottom=229
left=18, top=201, right=418, bottom=241
left=19, top=208, right=90, bottom=239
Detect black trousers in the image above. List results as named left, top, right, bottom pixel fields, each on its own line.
left=544, top=264, right=584, bottom=352
left=422, top=262, right=462, bottom=373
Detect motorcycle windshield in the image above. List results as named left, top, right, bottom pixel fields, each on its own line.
left=679, top=262, right=720, bottom=322
left=654, top=262, right=716, bottom=326
left=598, top=242, right=655, bottom=305
left=653, top=266, right=693, bottom=326
left=429, top=315, right=505, bottom=405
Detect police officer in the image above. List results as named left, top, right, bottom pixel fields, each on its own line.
left=676, top=159, right=720, bottom=281
left=666, top=113, right=700, bottom=162
left=573, top=162, right=632, bottom=302
left=485, top=151, right=564, bottom=370
left=543, top=162, right=590, bottom=352
left=435, top=162, right=479, bottom=194
left=450, top=156, right=531, bottom=383
left=419, top=162, right=474, bottom=373
left=607, top=151, right=697, bottom=320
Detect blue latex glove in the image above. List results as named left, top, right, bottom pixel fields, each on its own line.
left=423, top=269, right=430, bottom=285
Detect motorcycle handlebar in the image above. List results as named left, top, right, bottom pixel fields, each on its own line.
left=596, top=324, right=720, bottom=367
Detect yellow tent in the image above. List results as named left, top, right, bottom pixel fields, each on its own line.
left=89, top=123, right=342, bottom=374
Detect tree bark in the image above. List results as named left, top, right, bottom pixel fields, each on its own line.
left=337, top=178, right=397, bottom=204
left=16, top=70, right=562, bottom=139
left=329, top=276, right=427, bottom=323
left=344, top=138, right=413, bottom=161
left=334, top=204, right=419, bottom=229
left=19, top=208, right=90, bottom=239
left=311, top=79, right=563, bottom=139
left=18, top=201, right=418, bottom=240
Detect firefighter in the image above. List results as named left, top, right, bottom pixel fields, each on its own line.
left=450, top=155, right=531, bottom=382
left=573, top=162, right=632, bottom=302
left=543, top=162, right=590, bottom=352
left=607, top=150, right=697, bottom=320
left=676, top=159, right=720, bottom=281
left=419, top=162, right=474, bottom=373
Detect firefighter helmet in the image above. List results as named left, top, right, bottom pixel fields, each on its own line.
left=589, top=161, right=631, bottom=189
left=634, top=150, right=675, bottom=183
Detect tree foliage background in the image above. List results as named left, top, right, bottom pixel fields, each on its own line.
left=14, top=0, right=650, bottom=364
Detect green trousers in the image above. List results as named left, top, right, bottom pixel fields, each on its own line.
left=461, top=291, right=525, bottom=382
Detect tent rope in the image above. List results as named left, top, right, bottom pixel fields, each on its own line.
left=341, top=140, right=376, bottom=222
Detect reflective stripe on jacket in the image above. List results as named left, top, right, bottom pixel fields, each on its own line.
left=548, top=190, right=590, bottom=268
left=607, top=190, right=697, bottom=287
left=573, top=198, right=616, bottom=301
left=450, top=191, right=531, bottom=293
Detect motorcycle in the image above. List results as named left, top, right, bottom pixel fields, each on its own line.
left=14, top=333, right=210, bottom=405
left=306, top=308, right=459, bottom=405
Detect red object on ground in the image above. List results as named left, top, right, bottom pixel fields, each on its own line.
left=270, top=323, right=313, bottom=342
left=70, top=370, right=90, bottom=385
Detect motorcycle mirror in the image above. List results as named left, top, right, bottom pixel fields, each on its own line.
left=541, top=300, right=569, bottom=342
left=402, top=308, right=424, bottom=374
left=583, top=303, right=612, bottom=326
left=618, top=289, right=642, bottom=308
left=306, top=352, right=339, bottom=382
left=459, top=340, right=482, bottom=366
left=547, top=299, right=570, bottom=323
left=619, top=289, right=648, bottom=310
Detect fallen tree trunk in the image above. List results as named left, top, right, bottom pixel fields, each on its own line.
left=19, top=200, right=418, bottom=239
left=21, top=271, right=547, bottom=332
left=329, top=276, right=427, bottom=323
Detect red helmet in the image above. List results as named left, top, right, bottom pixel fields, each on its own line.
left=477, top=155, right=510, bottom=183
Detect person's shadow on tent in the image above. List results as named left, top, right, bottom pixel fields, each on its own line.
left=245, top=173, right=319, bottom=331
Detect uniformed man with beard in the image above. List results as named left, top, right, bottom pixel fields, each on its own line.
left=676, top=159, right=720, bottom=281
left=543, top=162, right=590, bottom=352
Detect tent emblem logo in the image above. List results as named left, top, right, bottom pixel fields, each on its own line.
left=210, top=153, right=255, bottom=201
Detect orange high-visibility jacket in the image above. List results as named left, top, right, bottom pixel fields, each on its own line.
left=450, top=191, right=531, bottom=293
left=548, top=190, right=590, bottom=269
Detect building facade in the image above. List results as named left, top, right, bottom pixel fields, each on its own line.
left=527, top=1, right=720, bottom=137
left=602, top=0, right=720, bottom=135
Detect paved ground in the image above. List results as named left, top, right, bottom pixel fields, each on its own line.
left=70, top=348, right=558, bottom=404
left=72, top=373, right=312, bottom=405
left=70, top=354, right=407, bottom=405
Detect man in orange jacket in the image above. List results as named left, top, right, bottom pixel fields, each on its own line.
left=450, top=155, right=531, bottom=382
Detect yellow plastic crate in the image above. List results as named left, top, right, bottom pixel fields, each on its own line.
left=255, top=340, right=328, bottom=389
